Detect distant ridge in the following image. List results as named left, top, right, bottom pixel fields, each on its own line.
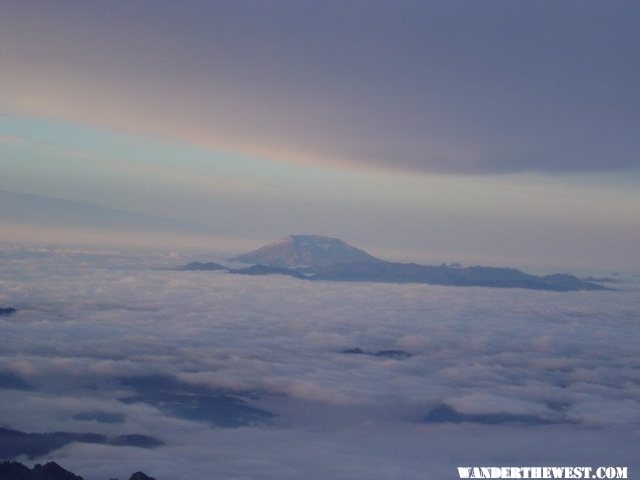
left=310, top=261, right=609, bottom=291
left=230, top=234, right=381, bottom=268
left=179, top=235, right=610, bottom=292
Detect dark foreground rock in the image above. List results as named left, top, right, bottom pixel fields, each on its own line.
left=0, top=461, right=83, bottom=480
left=0, top=307, right=16, bottom=317
left=129, top=472, right=156, bottom=480
left=0, top=461, right=157, bottom=480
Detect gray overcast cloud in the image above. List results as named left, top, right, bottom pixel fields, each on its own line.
left=2, top=0, right=639, bottom=174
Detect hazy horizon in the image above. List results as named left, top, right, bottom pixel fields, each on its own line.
left=0, top=189, right=635, bottom=275
left=1, top=1, right=639, bottom=272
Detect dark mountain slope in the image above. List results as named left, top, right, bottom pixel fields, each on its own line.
left=310, top=261, right=607, bottom=291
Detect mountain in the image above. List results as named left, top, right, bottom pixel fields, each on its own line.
left=230, top=235, right=382, bottom=268
left=182, top=235, right=609, bottom=291
left=0, top=461, right=84, bottom=480
left=179, top=258, right=607, bottom=291
left=311, top=261, right=608, bottom=291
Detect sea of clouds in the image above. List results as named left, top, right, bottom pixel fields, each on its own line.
left=0, top=244, right=639, bottom=479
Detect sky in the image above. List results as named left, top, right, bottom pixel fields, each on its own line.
left=1, top=0, right=639, bottom=271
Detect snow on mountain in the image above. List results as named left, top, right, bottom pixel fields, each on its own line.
left=230, top=235, right=381, bottom=268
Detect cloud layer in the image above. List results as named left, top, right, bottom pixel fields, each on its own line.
left=0, top=245, right=639, bottom=478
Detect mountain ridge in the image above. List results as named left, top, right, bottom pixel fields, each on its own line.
left=180, top=235, right=609, bottom=292
left=309, top=260, right=608, bottom=291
